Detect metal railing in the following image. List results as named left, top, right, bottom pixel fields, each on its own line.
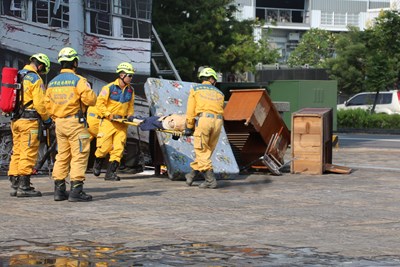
left=256, top=7, right=306, bottom=23
left=256, top=7, right=361, bottom=28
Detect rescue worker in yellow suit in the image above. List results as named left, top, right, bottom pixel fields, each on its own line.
left=7, top=53, right=52, bottom=197
left=92, top=62, right=135, bottom=181
left=184, top=67, right=224, bottom=189
left=45, top=47, right=97, bottom=202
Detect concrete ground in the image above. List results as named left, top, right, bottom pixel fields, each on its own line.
left=1, top=147, right=400, bottom=265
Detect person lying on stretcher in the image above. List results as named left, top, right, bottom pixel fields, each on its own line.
left=115, top=114, right=187, bottom=140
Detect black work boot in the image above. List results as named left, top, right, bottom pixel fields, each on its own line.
left=93, top=157, right=105, bottom=176
left=199, top=170, right=218, bottom=189
left=68, top=181, right=92, bottom=202
left=9, top=176, right=20, bottom=197
left=104, top=161, right=120, bottom=181
left=185, top=170, right=200, bottom=186
left=54, top=179, right=69, bottom=201
left=16, top=175, right=42, bottom=197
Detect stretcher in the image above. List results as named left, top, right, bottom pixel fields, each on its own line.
left=144, top=78, right=239, bottom=180
left=112, top=118, right=184, bottom=136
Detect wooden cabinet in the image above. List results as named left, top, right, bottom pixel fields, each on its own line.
left=291, top=108, right=333, bottom=174
left=224, top=89, right=290, bottom=173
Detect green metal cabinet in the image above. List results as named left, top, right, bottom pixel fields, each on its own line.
left=267, top=80, right=338, bottom=131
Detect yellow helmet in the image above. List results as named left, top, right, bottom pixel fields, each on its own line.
left=30, top=53, right=50, bottom=74
left=198, top=67, right=218, bottom=80
left=116, top=62, right=135, bottom=74
left=58, top=47, right=79, bottom=62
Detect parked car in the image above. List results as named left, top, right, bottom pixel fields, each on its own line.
left=337, top=90, right=400, bottom=114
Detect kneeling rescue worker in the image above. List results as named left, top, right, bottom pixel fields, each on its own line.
left=45, top=47, right=97, bottom=202
left=8, top=53, right=52, bottom=197
left=184, top=67, right=224, bottom=189
left=92, top=62, right=136, bottom=181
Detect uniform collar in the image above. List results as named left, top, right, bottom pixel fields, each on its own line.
left=60, top=69, right=76, bottom=74
left=202, top=81, right=212, bottom=85
left=24, top=64, right=39, bottom=74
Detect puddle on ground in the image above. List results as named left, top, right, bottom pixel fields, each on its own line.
left=0, top=240, right=400, bottom=266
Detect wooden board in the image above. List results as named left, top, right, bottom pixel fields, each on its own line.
left=325, top=164, right=352, bottom=174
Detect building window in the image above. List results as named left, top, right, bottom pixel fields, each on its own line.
left=35, top=0, right=49, bottom=24
left=30, top=0, right=69, bottom=28
left=87, top=0, right=112, bottom=35
left=88, top=0, right=109, bottom=11
left=49, top=1, right=69, bottom=28
left=113, top=0, right=131, bottom=16
left=86, top=0, right=151, bottom=39
left=2, top=0, right=27, bottom=19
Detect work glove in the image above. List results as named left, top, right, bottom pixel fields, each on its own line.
left=183, top=127, right=194, bottom=136
left=172, top=133, right=180, bottom=140
left=127, top=116, right=136, bottom=122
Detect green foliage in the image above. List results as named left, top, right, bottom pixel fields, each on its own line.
left=152, top=0, right=279, bottom=81
left=219, top=33, right=280, bottom=74
left=324, top=27, right=367, bottom=96
left=326, top=11, right=400, bottom=97
left=337, top=109, right=400, bottom=129
left=372, top=10, right=400, bottom=56
left=364, top=10, right=400, bottom=91
left=287, top=28, right=335, bottom=68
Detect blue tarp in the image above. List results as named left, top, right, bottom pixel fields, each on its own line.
left=144, top=78, right=239, bottom=180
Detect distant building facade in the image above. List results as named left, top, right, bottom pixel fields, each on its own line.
left=233, top=0, right=391, bottom=63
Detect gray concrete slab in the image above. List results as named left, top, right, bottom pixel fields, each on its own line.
left=1, top=147, right=400, bottom=265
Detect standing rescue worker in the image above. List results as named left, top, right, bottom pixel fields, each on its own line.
left=184, top=67, right=224, bottom=189
left=92, top=62, right=135, bottom=181
left=45, top=47, right=97, bottom=202
left=8, top=53, right=52, bottom=197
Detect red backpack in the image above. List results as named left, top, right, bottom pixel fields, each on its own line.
left=0, top=67, right=19, bottom=113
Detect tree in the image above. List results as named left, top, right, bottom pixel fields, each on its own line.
left=326, top=11, right=400, bottom=113
left=365, top=10, right=400, bottom=92
left=362, top=11, right=400, bottom=112
left=287, top=28, right=335, bottom=68
left=324, top=27, right=367, bottom=96
left=152, top=0, right=279, bottom=81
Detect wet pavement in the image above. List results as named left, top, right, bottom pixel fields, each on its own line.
left=1, top=147, right=400, bottom=266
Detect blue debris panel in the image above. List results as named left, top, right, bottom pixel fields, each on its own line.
left=144, top=78, right=239, bottom=180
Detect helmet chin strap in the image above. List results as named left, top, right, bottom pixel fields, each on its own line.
left=32, top=61, right=39, bottom=70
left=119, top=74, right=129, bottom=86
left=209, top=77, right=216, bottom=86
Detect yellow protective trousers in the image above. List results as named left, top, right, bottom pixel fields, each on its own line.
left=95, top=119, right=128, bottom=162
left=8, top=119, right=40, bottom=176
left=52, top=117, right=91, bottom=182
left=190, top=115, right=223, bottom=172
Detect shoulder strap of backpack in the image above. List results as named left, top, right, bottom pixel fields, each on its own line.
left=15, top=70, right=36, bottom=115
left=20, top=70, right=36, bottom=110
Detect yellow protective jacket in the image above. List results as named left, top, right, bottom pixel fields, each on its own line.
left=185, top=81, right=225, bottom=129
left=87, top=105, right=98, bottom=118
left=96, top=78, right=134, bottom=118
left=45, top=69, right=97, bottom=118
left=21, top=64, right=49, bottom=121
